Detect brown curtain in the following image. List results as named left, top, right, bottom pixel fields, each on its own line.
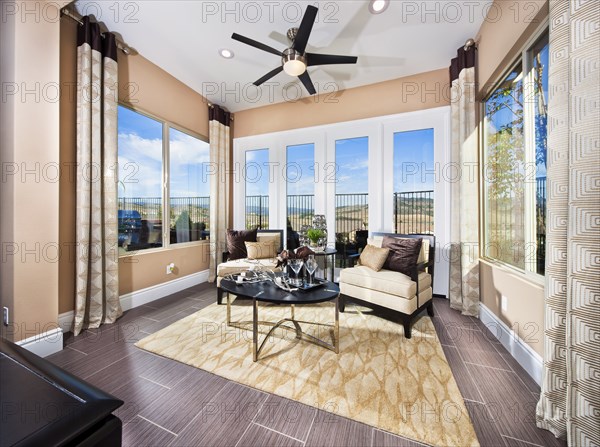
left=74, top=17, right=122, bottom=335
left=535, top=1, right=600, bottom=445
left=208, top=105, right=231, bottom=282
left=448, top=45, right=480, bottom=316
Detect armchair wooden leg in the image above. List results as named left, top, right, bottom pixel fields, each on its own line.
left=402, top=316, right=412, bottom=339
left=427, top=301, right=434, bottom=317
left=217, top=288, right=224, bottom=305
left=339, top=296, right=346, bottom=313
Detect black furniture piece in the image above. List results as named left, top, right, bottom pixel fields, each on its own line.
left=312, top=247, right=337, bottom=282
left=220, top=275, right=340, bottom=361
left=0, top=338, right=124, bottom=447
left=340, top=233, right=436, bottom=339
left=217, top=229, right=284, bottom=305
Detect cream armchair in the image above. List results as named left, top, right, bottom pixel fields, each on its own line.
left=216, top=230, right=283, bottom=305
left=339, top=233, right=435, bottom=338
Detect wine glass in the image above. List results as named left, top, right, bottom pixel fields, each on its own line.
left=305, top=255, right=318, bottom=285
left=288, top=259, right=304, bottom=286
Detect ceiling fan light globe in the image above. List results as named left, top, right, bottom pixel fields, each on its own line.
left=284, top=59, right=306, bottom=76
left=369, top=0, right=389, bottom=14
left=282, top=48, right=306, bottom=76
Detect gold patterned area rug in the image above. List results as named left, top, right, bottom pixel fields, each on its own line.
left=136, top=300, right=479, bottom=447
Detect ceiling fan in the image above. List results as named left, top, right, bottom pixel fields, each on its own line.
left=231, top=5, right=358, bottom=95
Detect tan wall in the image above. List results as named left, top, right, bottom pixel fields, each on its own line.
left=234, top=68, right=449, bottom=138
left=480, top=261, right=544, bottom=356
left=477, top=0, right=549, bottom=357
left=476, top=0, right=548, bottom=97
left=118, top=51, right=209, bottom=137
left=59, top=17, right=77, bottom=314
left=0, top=2, right=68, bottom=342
left=58, top=18, right=211, bottom=314
left=119, top=244, right=210, bottom=295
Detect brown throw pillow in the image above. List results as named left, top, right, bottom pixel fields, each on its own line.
left=226, top=228, right=258, bottom=260
left=359, top=244, right=390, bottom=272
left=382, top=236, right=423, bottom=276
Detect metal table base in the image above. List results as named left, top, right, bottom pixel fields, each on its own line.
left=226, top=294, right=339, bottom=362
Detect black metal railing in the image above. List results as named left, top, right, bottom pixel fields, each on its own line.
left=287, top=194, right=314, bottom=231
left=393, top=190, right=434, bottom=234
left=245, top=195, right=269, bottom=229
left=536, top=176, right=546, bottom=275
left=335, top=193, right=369, bottom=235
left=118, top=197, right=210, bottom=228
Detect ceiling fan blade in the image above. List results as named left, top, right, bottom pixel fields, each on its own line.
left=254, top=66, right=284, bottom=86
left=306, top=53, right=358, bottom=66
left=231, top=33, right=282, bottom=57
left=292, top=5, right=318, bottom=54
left=298, top=71, right=316, bottom=95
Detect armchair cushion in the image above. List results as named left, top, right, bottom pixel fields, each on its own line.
left=358, top=244, right=390, bottom=271
left=217, top=258, right=280, bottom=278
left=381, top=236, right=422, bottom=276
left=340, top=266, right=431, bottom=299
left=226, top=228, right=258, bottom=260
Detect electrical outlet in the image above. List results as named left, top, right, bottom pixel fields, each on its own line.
left=166, top=263, right=175, bottom=275
left=501, top=295, right=508, bottom=312
left=3, top=307, right=9, bottom=326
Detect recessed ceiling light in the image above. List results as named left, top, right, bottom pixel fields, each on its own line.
left=219, top=48, right=234, bottom=59
left=369, top=0, right=389, bottom=14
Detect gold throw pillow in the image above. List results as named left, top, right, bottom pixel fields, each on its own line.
left=359, top=244, right=390, bottom=271
left=245, top=241, right=277, bottom=260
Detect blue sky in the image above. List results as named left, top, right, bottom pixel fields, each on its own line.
left=485, top=38, right=549, bottom=178
left=286, top=143, right=315, bottom=196
left=335, top=137, right=369, bottom=194
left=393, top=129, right=435, bottom=193
left=245, top=148, right=269, bottom=196
left=118, top=106, right=210, bottom=198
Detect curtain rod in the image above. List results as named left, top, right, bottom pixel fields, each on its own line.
left=464, top=38, right=476, bottom=51
left=61, top=8, right=132, bottom=55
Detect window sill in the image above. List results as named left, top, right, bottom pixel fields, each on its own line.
left=119, top=239, right=209, bottom=259
left=479, top=258, right=545, bottom=288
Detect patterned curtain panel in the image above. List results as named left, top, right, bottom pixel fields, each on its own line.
left=448, top=46, right=480, bottom=316
left=208, top=105, right=231, bottom=282
left=74, top=17, right=122, bottom=335
left=536, top=1, right=600, bottom=445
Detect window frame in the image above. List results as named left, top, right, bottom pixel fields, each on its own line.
left=479, top=21, right=549, bottom=283
left=117, top=103, right=210, bottom=257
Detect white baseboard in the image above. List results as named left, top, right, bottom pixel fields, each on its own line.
left=16, top=327, right=63, bottom=358
left=120, top=270, right=209, bottom=311
left=57, top=270, right=209, bottom=333
left=479, top=303, right=543, bottom=385
left=58, top=310, right=74, bottom=333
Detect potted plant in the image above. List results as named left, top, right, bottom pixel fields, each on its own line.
left=306, top=228, right=326, bottom=250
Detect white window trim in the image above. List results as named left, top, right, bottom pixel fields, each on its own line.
left=233, top=106, right=451, bottom=296
left=480, top=22, right=549, bottom=283
left=117, top=104, right=210, bottom=257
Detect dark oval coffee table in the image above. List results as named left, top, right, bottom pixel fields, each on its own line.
left=220, top=277, right=340, bottom=362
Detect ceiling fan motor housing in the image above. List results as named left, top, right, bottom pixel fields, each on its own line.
left=287, top=27, right=299, bottom=42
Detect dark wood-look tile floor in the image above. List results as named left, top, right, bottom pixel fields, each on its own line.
left=46, top=286, right=566, bottom=447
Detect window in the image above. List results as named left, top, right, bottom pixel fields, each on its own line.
left=483, top=31, right=548, bottom=275
left=117, top=105, right=209, bottom=254
left=393, top=129, right=435, bottom=234
left=335, top=136, right=368, bottom=265
left=245, top=149, right=269, bottom=229
left=286, top=143, right=315, bottom=235
left=169, top=127, right=210, bottom=245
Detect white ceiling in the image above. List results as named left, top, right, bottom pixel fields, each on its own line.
left=74, top=0, right=491, bottom=112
